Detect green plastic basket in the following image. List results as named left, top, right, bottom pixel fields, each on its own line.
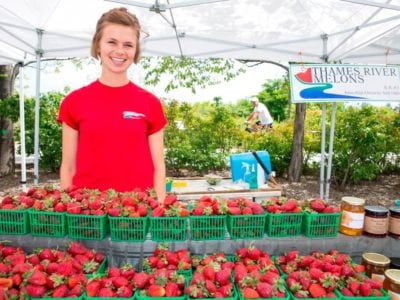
left=109, top=215, right=148, bottom=242
left=339, top=289, right=389, bottom=300
left=136, top=288, right=186, bottom=300
left=303, top=212, right=342, bottom=238
left=67, top=213, right=108, bottom=240
left=149, top=216, right=188, bottom=242
left=29, top=210, right=66, bottom=238
left=189, top=215, right=227, bottom=241
left=0, top=209, right=29, bottom=235
left=85, top=293, right=135, bottom=300
left=266, top=212, right=303, bottom=237
left=227, top=214, right=266, bottom=239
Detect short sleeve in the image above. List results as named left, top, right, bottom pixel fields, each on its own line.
left=147, top=96, right=167, bottom=135
left=57, top=93, right=79, bottom=130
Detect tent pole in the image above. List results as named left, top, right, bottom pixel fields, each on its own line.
left=325, top=103, right=337, bottom=200
left=33, top=29, right=43, bottom=185
left=320, top=103, right=326, bottom=198
left=18, top=59, right=27, bottom=192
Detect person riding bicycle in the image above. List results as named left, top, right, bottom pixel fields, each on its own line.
left=244, top=97, right=273, bottom=132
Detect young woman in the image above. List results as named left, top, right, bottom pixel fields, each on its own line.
left=58, top=7, right=167, bottom=202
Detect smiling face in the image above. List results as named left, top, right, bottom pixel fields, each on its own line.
left=98, top=23, right=138, bottom=85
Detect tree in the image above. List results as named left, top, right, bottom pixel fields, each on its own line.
left=0, top=64, right=19, bottom=176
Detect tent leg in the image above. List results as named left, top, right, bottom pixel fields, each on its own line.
left=325, top=103, right=337, bottom=201
left=319, top=103, right=327, bottom=198
left=19, top=61, right=27, bottom=192
left=33, top=29, right=43, bottom=185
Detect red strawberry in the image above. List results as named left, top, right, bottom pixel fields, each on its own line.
left=117, top=285, right=134, bottom=297
left=86, top=280, right=101, bottom=297
left=216, top=268, right=231, bottom=285
left=203, top=265, right=216, bottom=280
left=360, top=283, right=371, bottom=296
left=256, top=282, right=273, bottom=298
left=68, top=241, right=88, bottom=256
left=133, top=272, right=150, bottom=289
left=165, top=282, right=180, bottom=297
left=349, top=280, right=360, bottom=294
left=26, top=284, right=47, bottom=297
left=242, top=287, right=260, bottom=298
left=52, top=284, right=69, bottom=297
left=112, top=276, right=129, bottom=288
left=27, top=270, right=47, bottom=286
left=228, top=207, right=241, bottom=215
left=98, top=287, right=116, bottom=297
left=310, top=199, right=326, bottom=212
left=148, top=284, right=166, bottom=297
left=341, top=287, right=354, bottom=296
left=309, top=283, right=326, bottom=298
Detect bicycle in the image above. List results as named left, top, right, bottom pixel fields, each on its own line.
left=244, top=121, right=273, bottom=133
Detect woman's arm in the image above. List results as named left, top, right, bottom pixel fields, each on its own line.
left=148, top=129, right=166, bottom=203
left=60, top=123, right=78, bottom=190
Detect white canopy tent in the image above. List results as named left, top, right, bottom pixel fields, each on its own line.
left=0, top=0, right=399, bottom=194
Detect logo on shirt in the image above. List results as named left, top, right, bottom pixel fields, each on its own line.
left=123, top=111, right=145, bottom=119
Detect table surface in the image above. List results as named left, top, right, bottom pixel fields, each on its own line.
left=171, top=179, right=282, bottom=201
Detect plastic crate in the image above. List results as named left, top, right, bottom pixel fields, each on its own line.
left=265, top=212, right=303, bottom=237
left=29, top=210, right=66, bottom=238
left=66, top=213, right=108, bottom=240
left=109, top=215, right=148, bottom=242
left=189, top=215, right=227, bottom=241
left=227, top=214, right=266, bottom=239
left=149, top=216, right=187, bottom=242
left=0, top=209, right=29, bottom=235
left=303, top=212, right=342, bottom=238
left=339, top=289, right=389, bottom=300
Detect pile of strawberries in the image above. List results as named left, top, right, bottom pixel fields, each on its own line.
left=233, top=243, right=286, bottom=299
left=0, top=241, right=105, bottom=298
left=142, top=244, right=191, bottom=273
left=190, top=196, right=228, bottom=216
left=226, top=197, right=264, bottom=215
left=262, top=196, right=302, bottom=214
left=275, top=249, right=386, bottom=298
left=186, top=252, right=235, bottom=298
left=302, top=198, right=341, bottom=214
left=150, top=194, right=189, bottom=217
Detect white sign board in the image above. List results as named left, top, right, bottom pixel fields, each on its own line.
left=289, top=64, right=400, bottom=103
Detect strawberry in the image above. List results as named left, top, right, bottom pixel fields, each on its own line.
left=256, top=282, right=273, bottom=298
left=310, top=199, right=326, bottom=212
left=242, top=287, right=260, bottom=298
left=26, top=284, right=47, bottom=297
left=341, top=287, right=355, bottom=296
left=117, top=285, right=134, bottom=297
left=349, top=280, right=360, bottom=294
left=133, top=272, right=150, bottom=289
left=98, top=287, right=116, bottom=297
left=86, top=280, right=101, bottom=297
left=112, top=276, right=129, bottom=288
left=27, top=270, right=47, bottom=286
left=218, top=283, right=233, bottom=297
left=52, top=284, right=69, bottom=297
left=203, top=265, right=216, bottom=280
left=165, top=282, right=180, bottom=297
left=309, top=283, right=326, bottom=298
left=148, top=284, right=166, bottom=297
left=309, top=267, right=324, bottom=280
left=215, top=268, right=231, bottom=285
left=68, top=241, right=88, bottom=256
left=360, top=283, right=371, bottom=296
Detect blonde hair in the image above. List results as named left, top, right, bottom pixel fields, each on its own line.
left=91, top=7, right=142, bottom=63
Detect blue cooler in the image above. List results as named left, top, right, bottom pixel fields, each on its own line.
left=230, top=151, right=272, bottom=184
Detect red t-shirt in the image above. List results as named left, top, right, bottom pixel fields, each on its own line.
left=58, top=80, right=167, bottom=192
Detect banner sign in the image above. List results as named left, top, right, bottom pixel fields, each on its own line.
left=289, top=64, right=400, bottom=103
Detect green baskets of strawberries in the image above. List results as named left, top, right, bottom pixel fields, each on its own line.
left=226, top=197, right=266, bottom=239
left=149, top=195, right=189, bottom=242
left=66, top=213, right=109, bottom=240
left=189, top=196, right=228, bottom=241
left=29, top=210, right=67, bottom=238
left=302, top=198, right=342, bottom=238
left=0, top=208, right=30, bottom=235
left=109, top=215, right=149, bottom=242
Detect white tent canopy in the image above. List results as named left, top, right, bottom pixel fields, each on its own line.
left=0, top=0, right=400, bottom=64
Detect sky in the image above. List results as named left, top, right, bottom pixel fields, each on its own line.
left=21, top=59, right=287, bottom=103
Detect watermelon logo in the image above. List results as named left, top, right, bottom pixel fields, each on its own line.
left=295, top=68, right=312, bottom=83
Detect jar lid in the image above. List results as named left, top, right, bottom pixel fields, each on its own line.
left=365, top=206, right=388, bottom=214
left=389, top=206, right=400, bottom=213
left=385, top=269, right=400, bottom=284
left=342, top=196, right=365, bottom=206
left=390, top=257, right=400, bottom=269
left=362, top=252, right=391, bottom=266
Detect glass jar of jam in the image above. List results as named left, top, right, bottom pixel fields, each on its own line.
left=383, top=269, right=400, bottom=300
left=362, top=252, right=390, bottom=284
left=339, top=196, right=365, bottom=236
left=389, top=206, right=400, bottom=239
left=363, top=206, right=389, bottom=238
